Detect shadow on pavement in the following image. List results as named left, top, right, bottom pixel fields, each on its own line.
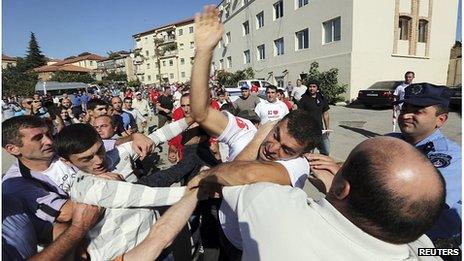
left=344, top=102, right=392, bottom=111
left=339, top=125, right=381, bottom=138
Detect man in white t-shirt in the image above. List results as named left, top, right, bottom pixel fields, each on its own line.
left=393, top=71, right=415, bottom=128
left=254, top=85, right=289, bottom=124
left=221, top=137, right=444, bottom=260
left=290, top=79, right=307, bottom=103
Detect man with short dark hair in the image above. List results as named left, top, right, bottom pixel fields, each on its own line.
left=156, top=87, right=174, bottom=127
left=391, top=82, right=461, bottom=247
left=254, top=85, right=289, bottom=124
left=220, top=137, right=444, bottom=260
left=298, top=80, right=331, bottom=155
left=111, top=96, right=137, bottom=135
left=233, top=84, right=260, bottom=113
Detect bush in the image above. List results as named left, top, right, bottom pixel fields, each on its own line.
left=216, top=67, right=254, bottom=87
left=304, top=62, right=347, bottom=104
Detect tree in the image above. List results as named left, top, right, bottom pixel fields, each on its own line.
left=78, top=52, right=92, bottom=57
left=103, top=71, right=127, bottom=82
left=107, top=51, right=121, bottom=60
left=216, top=67, right=254, bottom=87
left=2, top=58, right=38, bottom=96
left=305, top=62, right=347, bottom=104
left=128, top=79, right=141, bottom=87
left=24, top=32, right=46, bottom=70
left=51, top=71, right=94, bottom=83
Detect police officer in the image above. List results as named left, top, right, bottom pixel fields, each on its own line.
left=390, top=82, right=461, bottom=248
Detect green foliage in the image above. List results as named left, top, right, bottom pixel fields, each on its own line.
left=107, top=51, right=122, bottom=60
left=305, top=62, right=347, bottom=104
left=128, top=79, right=141, bottom=87
left=78, top=52, right=92, bottom=57
left=103, top=71, right=127, bottom=82
left=2, top=58, right=38, bottom=96
left=24, top=32, right=47, bottom=71
left=64, top=56, right=77, bottom=60
left=216, top=67, right=255, bottom=87
left=51, top=71, right=94, bottom=83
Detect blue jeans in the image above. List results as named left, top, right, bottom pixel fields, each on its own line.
left=316, top=134, right=330, bottom=156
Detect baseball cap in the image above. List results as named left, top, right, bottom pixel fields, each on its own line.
left=396, top=83, right=452, bottom=107
left=240, top=82, right=250, bottom=90
left=135, top=91, right=141, bottom=95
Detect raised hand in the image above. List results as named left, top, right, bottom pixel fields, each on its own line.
left=194, top=5, right=224, bottom=52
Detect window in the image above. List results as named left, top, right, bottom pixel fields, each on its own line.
left=190, top=41, right=195, bottom=49
left=244, top=50, right=251, bottom=63
left=141, top=75, right=145, bottom=81
left=323, top=17, right=341, bottom=43
left=170, top=73, right=174, bottom=79
left=226, top=32, right=231, bottom=44
left=189, top=26, right=194, bottom=33
left=225, top=8, right=230, bottom=19
left=148, top=75, right=151, bottom=81
left=298, top=0, right=308, bottom=8
left=275, top=76, right=284, bottom=87
left=190, top=57, right=194, bottom=64
left=169, top=59, right=173, bottom=66
left=180, top=58, right=185, bottom=65
left=178, top=29, right=183, bottom=36
left=146, top=63, right=150, bottom=69
left=274, top=1, right=284, bottom=19
left=256, top=11, right=264, bottom=28
left=399, top=16, right=411, bottom=40
left=418, top=19, right=428, bottom=43
left=295, top=29, right=309, bottom=50
left=219, top=59, right=224, bottom=69
left=227, top=56, right=232, bottom=68
left=274, top=38, right=284, bottom=55
left=90, top=61, right=94, bottom=66
left=179, top=43, right=184, bottom=50
left=257, top=44, right=266, bottom=60
left=145, top=50, right=149, bottom=56
left=181, top=71, right=186, bottom=77
left=162, top=61, right=166, bottom=66
left=243, top=21, right=250, bottom=35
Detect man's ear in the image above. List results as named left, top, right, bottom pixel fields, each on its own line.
left=436, top=113, right=448, bottom=128
left=332, top=178, right=351, bottom=200
left=4, top=144, right=21, bottom=157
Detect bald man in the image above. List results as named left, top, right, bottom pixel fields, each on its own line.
left=219, top=137, right=444, bottom=260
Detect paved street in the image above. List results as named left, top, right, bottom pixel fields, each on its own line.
left=2, top=106, right=462, bottom=172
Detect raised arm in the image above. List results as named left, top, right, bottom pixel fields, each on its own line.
left=190, top=5, right=228, bottom=137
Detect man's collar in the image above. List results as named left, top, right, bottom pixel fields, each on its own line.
left=414, top=129, right=443, bottom=147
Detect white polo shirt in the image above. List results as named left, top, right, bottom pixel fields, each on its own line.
left=221, top=182, right=440, bottom=261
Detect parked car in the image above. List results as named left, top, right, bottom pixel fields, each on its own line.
left=449, top=84, right=462, bottom=110
left=357, top=81, right=403, bottom=108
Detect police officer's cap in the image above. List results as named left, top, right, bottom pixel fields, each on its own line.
left=396, top=83, right=452, bottom=108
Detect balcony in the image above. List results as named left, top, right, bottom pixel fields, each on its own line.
left=161, top=49, right=178, bottom=58
left=155, top=35, right=176, bottom=46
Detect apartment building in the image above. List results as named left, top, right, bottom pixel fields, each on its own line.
left=213, top=0, right=458, bottom=100
left=132, top=18, right=195, bottom=85
left=96, top=51, right=136, bottom=81
left=2, top=54, right=17, bottom=69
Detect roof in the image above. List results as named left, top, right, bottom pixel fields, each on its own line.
left=2, top=54, right=17, bottom=61
left=33, top=64, right=94, bottom=73
left=35, top=81, right=89, bottom=92
left=53, top=54, right=106, bottom=66
left=132, top=17, right=194, bottom=38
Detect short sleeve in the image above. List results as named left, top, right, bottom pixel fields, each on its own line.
left=275, top=157, right=310, bottom=188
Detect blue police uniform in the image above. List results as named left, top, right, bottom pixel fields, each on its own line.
left=391, top=82, right=462, bottom=247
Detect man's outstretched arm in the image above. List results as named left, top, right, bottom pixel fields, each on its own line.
left=190, top=5, right=228, bottom=137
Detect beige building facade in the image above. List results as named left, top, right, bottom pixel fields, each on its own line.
left=213, top=0, right=459, bottom=101
left=132, top=18, right=196, bottom=85
left=2, top=55, right=17, bottom=69
left=97, top=52, right=136, bottom=81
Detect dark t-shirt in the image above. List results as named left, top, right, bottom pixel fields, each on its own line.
left=158, top=95, right=174, bottom=117
left=298, top=93, right=329, bottom=130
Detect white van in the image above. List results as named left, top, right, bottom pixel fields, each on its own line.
left=237, top=79, right=271, bottom=89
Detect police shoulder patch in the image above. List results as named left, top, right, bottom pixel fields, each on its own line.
left=427, top=153, right=452, bottom=168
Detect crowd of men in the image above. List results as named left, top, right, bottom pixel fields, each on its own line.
left=2, top=5, right=461, bottom=261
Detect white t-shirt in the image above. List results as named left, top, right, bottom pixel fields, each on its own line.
left=291, top=85, right=307, bottom=101
left=394, top=82, right=410, bottom=101
left=221, top=182, right=440, bottom=261
left=254, top=100, right=289, bottom=124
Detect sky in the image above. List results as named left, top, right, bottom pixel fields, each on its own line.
left=2, top=0, right=462, bottom=59
left=2, top=0, right=216, bottom=59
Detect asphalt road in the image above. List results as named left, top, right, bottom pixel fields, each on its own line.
left=2, top=105, right=462, bottom=172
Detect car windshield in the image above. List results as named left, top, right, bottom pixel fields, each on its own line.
left=367, top=81, right=402, bottom=90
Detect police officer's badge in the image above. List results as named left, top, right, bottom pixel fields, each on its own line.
left=410, top=85, right=423, bottom=95
left=428, top=153, right=452, bottom=168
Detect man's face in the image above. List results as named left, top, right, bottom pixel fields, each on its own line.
left=136, top=94, right=142, bottom=101
left=61, top=109, right=69, bottom=119
left=296, top=80, right=302, bottom=86
left=164, top=89, right=171, bottom=96
left=308, top=84, right=318, bottom=95
left=68, top=140, right=108, bottom=175
left=405, top=73, right=415, bottom=84
left=33, top=94, right=40, bottom=100
left=398, top=103, right=447, bottom=142
left=241, top=89, right=250, bottom=98
left=124, top=99, right=133, bottom=109
left=90, top=105, right=108, bottom=117
left=62, top=99, right=71, bottom=108
left=219, top=94, right=226, bottom=102
left=258, top=119, right=306, bottom=161
left=22, top=98, right=33, bottom=109
left=276, top=92, right=283, bottom=100
left=111, top=98, right=122, bottom=111
left=266, top=88, right=277, bottom=103
left=15, top=127, right=54, bottom=161
left=180, top=96, right=191, bottom=116
left=92, top=117, right=115, bottom=139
